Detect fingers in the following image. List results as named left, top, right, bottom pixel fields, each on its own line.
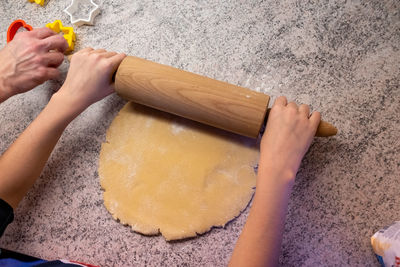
left=67, top=48, right=125, bottom=85
left=79, top=47, right=94, bottom=53
left=286, top=101, right=298, bottom=110
left=100, top=52, right=126, bottom=82
left=32, top=27, right=57, bottom=39
left=108, top=53, right=127, bottom=73
left=74, top=47, right=94, bottom=57
left=35, top=67, right=61, bottom=83
left=99, top=51, right=118, bottom=58
left=309, top=111, right=321, bottom=128
left=273, top=96, right=287, bottom=107
left=44, top=68, right=61, bottom=80
left=272, top=96, right=320, bottom=128
left=89, top=49, right=107, bottom=54
left=70, top=48, right=125, bottom=65
left=89, top=49, right=125, bottom=62
left=69, top=47, right=94, bottom=61
left=73, top=48, right=114, bottom=59
left=43, top=52, right=65, bottom=67
left=41, top=34, right=68, bottom=53
left=298, top=104, right=310, bottom=116
left=274, top=97, right=312, bottom=116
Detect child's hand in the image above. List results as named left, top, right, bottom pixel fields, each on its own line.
left=259, top=96, right=321, bottom=182
left=0, top=28, right=68, bottom=101
left=54, top=48, right=126, bottom=113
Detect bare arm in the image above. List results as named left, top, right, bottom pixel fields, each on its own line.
left=0, top=48, right=126, bottom=209
left=0, top=95, right=76, bottom=208
left=229, top=96, right=321, bottom=267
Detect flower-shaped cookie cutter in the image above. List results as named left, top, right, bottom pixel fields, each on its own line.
left=46, top=20, right=76, bottom=53
left=64, top=0, right=100, bottom=26
left=28, top=0, right=45, bottom=6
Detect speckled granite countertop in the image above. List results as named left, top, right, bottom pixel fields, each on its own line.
left=0, top=0, right=399, bottom=266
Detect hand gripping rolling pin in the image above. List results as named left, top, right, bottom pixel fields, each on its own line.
left=113, top=56, right=337, bottom=138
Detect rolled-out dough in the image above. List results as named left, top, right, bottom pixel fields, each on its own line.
left=99, top=102, right=259, bottom=241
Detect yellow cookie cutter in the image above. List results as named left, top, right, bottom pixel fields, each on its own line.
left=28, top=0, right=45, bottom=6
left=46, top=20, right=76, bottom=53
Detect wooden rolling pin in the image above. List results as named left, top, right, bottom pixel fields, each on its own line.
left=67, top=54, right=337, bottom=138
left=114, top=56, right=337, bottom=138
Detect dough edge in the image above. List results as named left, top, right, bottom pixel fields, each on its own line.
left=99, top=103, right=259, bottom=241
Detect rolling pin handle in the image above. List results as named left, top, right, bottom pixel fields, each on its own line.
left=315, top=120, right=338, bottom=137
left=263, top=108, right=337, bottom=137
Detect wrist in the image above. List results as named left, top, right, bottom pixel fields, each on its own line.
left=47, top=91, right=85, bottom=125
left=51, top=86, right=90, bottom=117
left=0, top=76, right=12, bottom=103
left=257, top=160, right=296, bottom=188
left=0, top=48, right=14, bottom=102
left=253, top=165, right=295, bottom=207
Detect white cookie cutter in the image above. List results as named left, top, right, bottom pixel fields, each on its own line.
left=64, top=0, right=100, bottom=26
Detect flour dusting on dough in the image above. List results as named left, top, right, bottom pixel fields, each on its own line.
left=99, top=103, right=259, bottom=241
left=170, top=122, right=185, bottom=135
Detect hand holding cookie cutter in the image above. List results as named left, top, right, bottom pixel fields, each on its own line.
left=7, top=19, right=76, bottom=53
left=46, top=20, right=76, bottom=52
left=64, top=0, right=100, bottom=26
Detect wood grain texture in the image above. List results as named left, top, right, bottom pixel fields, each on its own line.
left=114, top=56, right=337, bottom=138
left=115, top=56, right=270, bottom=138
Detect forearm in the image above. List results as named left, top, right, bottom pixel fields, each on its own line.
left=0, top=92, right=79, bottom=208
left=0, top=48, right=124, bottom=209
left=229, top=163, right=295, bottom=267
